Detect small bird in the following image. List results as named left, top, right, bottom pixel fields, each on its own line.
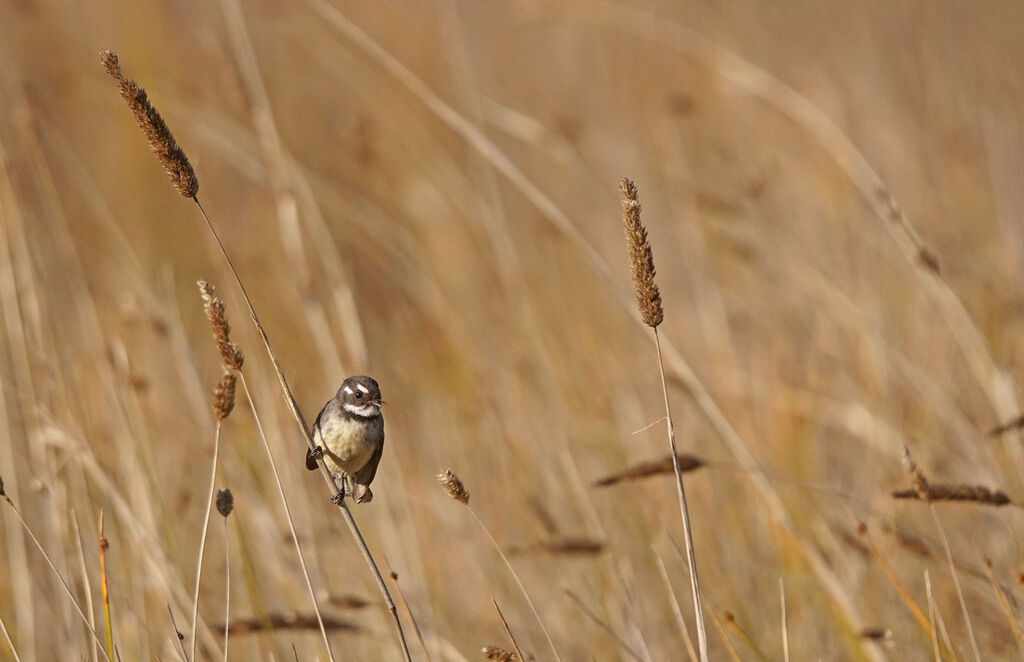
left=305, top=375, right=385, bottom=504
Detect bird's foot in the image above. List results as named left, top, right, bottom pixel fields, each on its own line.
left=305, top=446, right=324, bottom=471
left=330, top=487, right=346, bottom=505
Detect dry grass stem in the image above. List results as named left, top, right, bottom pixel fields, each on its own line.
left=190, top=421, right=224, bottom=661
left=592, top=453, right=705, bottom=487
left=979, top=555, right=1024, bottom=652
left=621, top=178, right=663, bottom=328
left=620, top=178, right=708, bottom=661
left=100, top=50, right=198, bottom=197
left=237, top=373, right=337, bottom=661
left=900, top=444, right=982, bottom=662
left=187, top=196, right=411, bottom=662
left=97, top=513, right=115, bottom=662
left=925, top=571, right=940, bottom=662
left=438, top=469, right=562, bottom=662
left=167, top=605, right=189, bottom=662
left=218, top=490, right=233, bottom=662
left=654, top=551, right=698, bottom=662
left=493, top=599, right=527, bottom=662
left=71, top=511, right=99, bottom=662
left=891, top=485, right=1011, bottom=506
left=0, top=484, right=112, bottom=662
left=779, top=578, right=789, bottom=662
left=0, top=611, right=20, bottom=662
left=563, top=589, right=644, bottom=662
left=387, top=566, right=435, bottom=662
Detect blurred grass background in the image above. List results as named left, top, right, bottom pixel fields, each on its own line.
left=2, top=0, right=1024, bottom=659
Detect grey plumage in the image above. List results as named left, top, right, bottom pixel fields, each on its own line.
left=310, top=375, right=385, bottom=503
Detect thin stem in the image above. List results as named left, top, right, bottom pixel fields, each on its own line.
left=492, top=599, right=526, bottom=662
left=192, top=196, right=411, bottom=662
left=470, top=508, right=562, bottom=662
left=928, top=504, right=981, bottom=662
left=563, top=589, right=643, bottom=662
left=654, top=551, right=698, bottom=662
left=0, top=611, right=21, bottom=662
left=190, top=422, right=222, bottom=661
left=0, top=495, right=111, bottom=662
left=238, top=373, right=336, bottom=662
left=223, top=518, right=231, bottom=662
left=98, top=512, right=115, bottom=662
left=167, top=604, right=189, bottom=662
left=779, top=578, right=789, bottom=662
left=654, top=329, right=708, bottom=662
left=71, top=510, right=99, bottom=662
left=387, top=561, right=434, bottom=662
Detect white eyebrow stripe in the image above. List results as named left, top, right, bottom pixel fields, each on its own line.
left=343, top=385, right=354, bottom=395
left=356, top=383, right=370, bottom=394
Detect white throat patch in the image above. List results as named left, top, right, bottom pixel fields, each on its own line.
left=343, top=402, right=379, bottom=418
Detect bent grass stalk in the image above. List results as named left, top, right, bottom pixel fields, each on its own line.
left=101, top=50, right=410, bottom=662
left=621, top=178, right=708, bottom=662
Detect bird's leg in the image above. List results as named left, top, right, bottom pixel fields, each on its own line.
left=329, top=473, right=347, bottom=505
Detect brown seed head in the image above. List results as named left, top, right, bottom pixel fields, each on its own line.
left=198, top=280, right=244, bottom=371
left=892, top=484, right=1011, bottom=507
left=438, top=469, right=470, bottom=505
left=0, top=474, right=5, bottom=497
left=621, top=178, right=663, bottom=328
left=213, top=372, right=237, bottom=420
left=101, top=50, right=199, bottom=198
left=216, top=489, right=234, bottom=517
left=482, top=646, right=517, bottom=661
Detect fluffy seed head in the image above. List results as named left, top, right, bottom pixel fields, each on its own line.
left=438, top=469, right=470, bottom=505
left=198, top=281, right=244, bottom=371
left=213, top=372, right=237, bottom=420
left=621, top=178, right=663, bottom=328
left=216, top=489, right=234, bottom=517
left=101, top=50, right=199, bottom=198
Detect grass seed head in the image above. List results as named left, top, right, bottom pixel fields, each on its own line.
left=621, top=178, right=663, bottom=328
left=213, top=372, right=237, bottom=420
left=198, top=280, right=244, bottom=371
left=216, top=489, right=234, bottom=517
left=482, top=646, right=517, bottom=661
left=438, top=469, right=470, bottom=505
left=100, top=50, right=199, bottom=198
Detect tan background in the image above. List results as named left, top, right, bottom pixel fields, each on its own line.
left=2, top=0, right=1024, bottom=659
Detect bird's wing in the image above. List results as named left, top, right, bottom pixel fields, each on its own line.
left=354, top=435, right=384, bottom=488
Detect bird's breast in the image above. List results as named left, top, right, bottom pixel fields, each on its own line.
left=316, top=414, right=382, bottom=474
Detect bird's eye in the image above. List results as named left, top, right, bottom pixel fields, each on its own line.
left=355, top=392, right=363, bottom=399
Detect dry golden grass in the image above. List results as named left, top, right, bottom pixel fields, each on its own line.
left=3, top=1, right=1024, bottom=660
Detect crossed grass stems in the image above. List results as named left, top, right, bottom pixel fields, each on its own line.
left=88, top=44, right=1024, bottom=662
left=95, top=43, right=719, bottom=660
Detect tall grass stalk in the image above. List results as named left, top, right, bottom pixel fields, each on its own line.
left=101, top=50, right=410, bottom=662
left=621, top=179, right=708, bottom=662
